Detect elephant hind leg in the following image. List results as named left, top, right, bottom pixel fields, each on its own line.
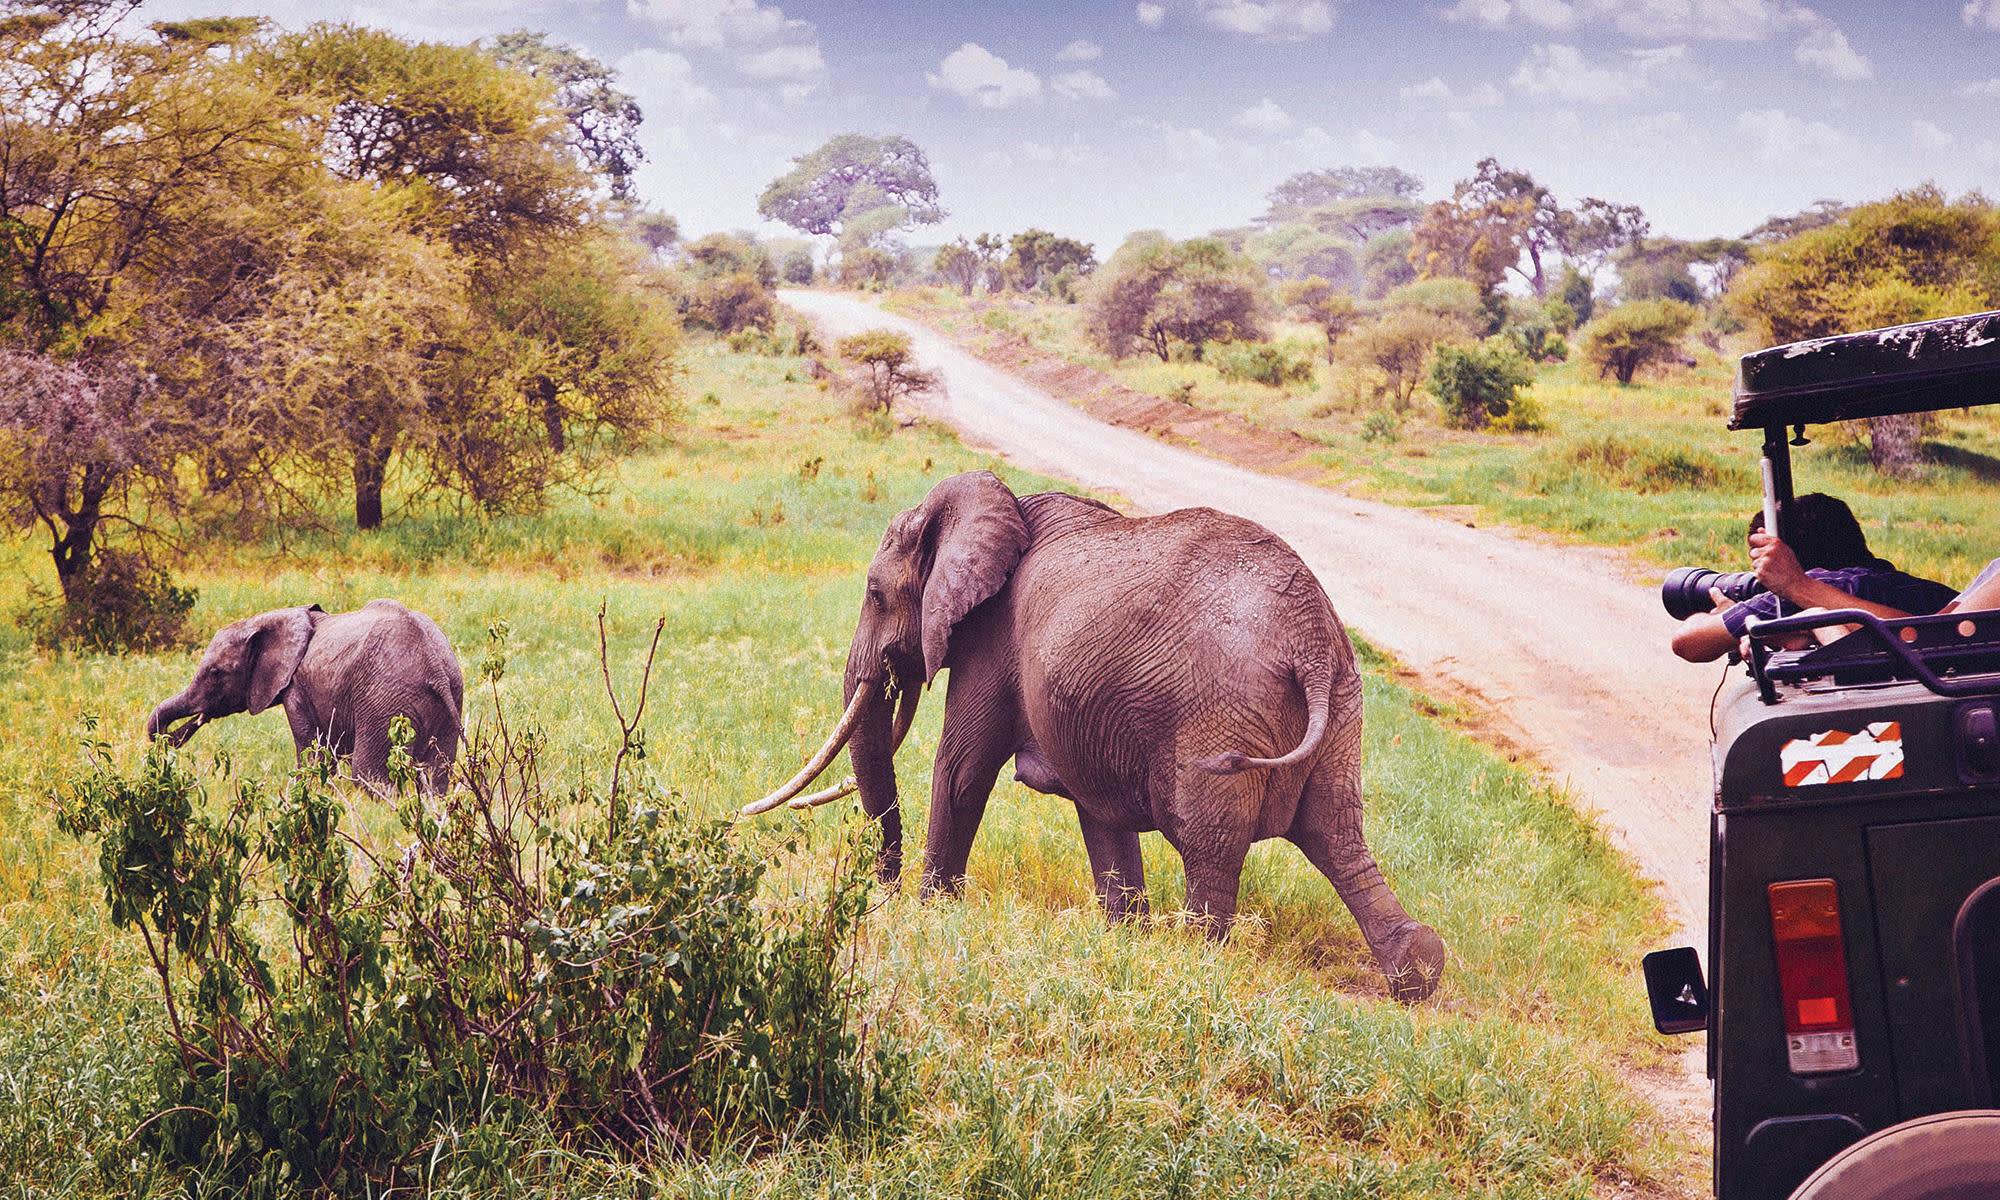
left=1077, top=814, right=1148, bottom=922
left=1288, top=759, right=1443, bottom=1003
left=1159, top=764, right=1259, bottom=942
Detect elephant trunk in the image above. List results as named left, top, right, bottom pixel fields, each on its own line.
left=846, top=672, right=904, bottom=884
left=145, top=692, right=204, bottom=747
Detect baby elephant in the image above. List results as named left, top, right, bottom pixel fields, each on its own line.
left=146, top=599, right=463, bottom=792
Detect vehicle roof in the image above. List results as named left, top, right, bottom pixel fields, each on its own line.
left=1730, top=309, right=2000, bottom=430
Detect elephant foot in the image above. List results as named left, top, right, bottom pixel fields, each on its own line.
left=1376, top=922, right=1446, bottom=1004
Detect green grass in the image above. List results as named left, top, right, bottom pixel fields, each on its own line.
left=0, top=336, right=1689, bottom=1196
left=886, top=286, right=2000, bottom=591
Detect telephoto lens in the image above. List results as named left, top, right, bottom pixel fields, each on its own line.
left=1661, top=567, right=1765, bottom=620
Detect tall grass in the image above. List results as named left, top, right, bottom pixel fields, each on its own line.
left=0, top=337, right=1692, bottom=1196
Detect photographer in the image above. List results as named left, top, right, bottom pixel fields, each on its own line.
left=1670, top=494, right=1957, bottom=663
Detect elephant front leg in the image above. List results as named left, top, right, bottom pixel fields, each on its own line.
left=1078, top=814, right=1148, bottom=922
left=919, top=700, right=1016, bottom=899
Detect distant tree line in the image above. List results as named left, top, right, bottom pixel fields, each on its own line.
left=0, top=2, right=679, bottom=645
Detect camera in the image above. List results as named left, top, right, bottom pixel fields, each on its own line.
left=1661, top=566, right=1764, bottom=620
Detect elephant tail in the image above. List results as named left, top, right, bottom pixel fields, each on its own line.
left=1195, top=653, right=1332, bottom=775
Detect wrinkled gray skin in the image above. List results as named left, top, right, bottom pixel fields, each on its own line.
left=795, top=471, right=1444, bottom=1003
left=146, top=600, right=463, bottom=793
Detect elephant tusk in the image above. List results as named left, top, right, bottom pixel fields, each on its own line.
left=742, top=684, right=872, bottom=816
left=786, top=775, right=857, bottom=810
left=889, top=681, right=919, bottom=753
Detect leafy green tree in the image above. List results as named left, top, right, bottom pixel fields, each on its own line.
left=1383, top=278, right=1485, bottom=333
left=1005, top=228, right=1095, bottom=291
left=262, top=24, right=590, bottom=254
left=781, top=247, right=816, bottom=284
left=1262, top=165, right=1423, bottom=224
left=1282, top=276, right=1360, bottom=361
left=1615, top=238, right=1705, bottom=304
left=1085, top=233, right=1268, bottom=361
left=757, top=133, right=944, bottom=246
left=934, top=238, right=982, bottom=296
left=1411, top=158, right=1559, bottom=296
left=1244, top=222, right=1357, bottom=284
left=1557, top=263, right=1595, bottom=325
left=485, top=30, right=644, bottom=200
left=0, top=0, right=308, bottom=598
left=1360, top=228, right=1417, bottom=299
left=1343, top=308, right=1459, bottom=410
left=1429, top=340, right=1535, bottom=429
left=1580, top=300, right=1697, bottom=385
left=1554, top=197, right=1649, bottom=279
left=1746, top=199, right=1851, bottom=244
left=1728, top=187, right=2000, bottom=472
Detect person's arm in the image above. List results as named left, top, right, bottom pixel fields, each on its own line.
left=1673, top=588, right=1748, bottom=662
left=1749, top=532, right=1915, bottom=621
left=1945, top=559, right=2000, bottom=614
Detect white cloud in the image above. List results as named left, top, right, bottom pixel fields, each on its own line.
left=1452, top=0, right=1826, bottom=42
left=1795, top=24, right=1871, bottom=81
left=1147, top=120, right=1223, bottom=164
left=1235, top=97, right=1294, bottom=132
left=1510, top=43, right=1645, bottom=101
left=1399, top=75, right=1503, bottom=106
left=615, top=48, right=715, bottom=116
left=1194, top=0, right=1335, bottom=39
left=927, top=43, right=1043, bottom=108
left=1913, top=119, right=1956, bottom=150
left=630, top=0, right=793, bottom=46
left=1052, top=69, right=1116, bottom=100
left=1347, top=128, right=1398, bottom=164
left=1019, top=140, right=1058, bottom=162
left=1056, top=38, right=1103, bottom=61
left=1966, top=0, right=2000, bottom=30
left=1445, top=0, right=1575, bottom=28
left=738, top=41, right=825, bottom=80
left=1736, top=106, right=1843, bottom=161
left=1960, top=78, right=2000, bottom=97
left=1136, top=2, right=1166, bottom=27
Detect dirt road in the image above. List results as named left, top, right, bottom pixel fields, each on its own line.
left=787, top=289, right=1724, bottom=944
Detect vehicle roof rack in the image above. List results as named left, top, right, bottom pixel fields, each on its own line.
left=1746, top=608, right=2000, bottom=702
left=1731, top=310, right=2000, bottom=432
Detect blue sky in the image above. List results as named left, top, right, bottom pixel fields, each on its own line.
left=142, top=0, right=2000, bottom=251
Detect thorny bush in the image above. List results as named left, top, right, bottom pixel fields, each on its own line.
left=55, top=630, right=906, bottom=1195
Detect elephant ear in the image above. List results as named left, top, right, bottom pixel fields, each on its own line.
left=919, top=471, right=1029, bottom=683
left=246, top=605, right=321, bottom=715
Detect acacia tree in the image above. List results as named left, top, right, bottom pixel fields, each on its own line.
left=485, top=30, right=644, bottom=200
left=1556, top=197, right=1650, bottom=279
left=0, top=1, right=308, bottom=600
left=836, top=330, right=939, bottom=417
left=1282, top=276, right=1360, bottom=362
left=757, top=134, right=944, bottom=255
left=934, top=238, right=981, bottom=295
left=1085, top=234, right=1267, bottom=361
left=1729, top=188, right=2000, bottom=473
left=1005, top=228, right=1094, bottom=291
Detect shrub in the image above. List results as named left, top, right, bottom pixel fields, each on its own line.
left=1084, top=233, right=1267, bottom=361
left=1556, top=435, right=1737, bottom=492
left=1504, top=320, right=1567, bottom=363
left=686, top=272, right=776, bottom=333
left=1427, top=340, right=1536, bottom=430
left=1213, top=341, right=1314, bottom=388
left=54, top=648, right=905, bottom=1192
left=21, top=549, right=195, bottom=652
left=1382, top=278, right=1485, bottom=332
left=1343, top=308, right=1460, bottom=411
left=781, top=248, right=816, bottom=285
left=1541, top=297, right=1578, bottom=335
left=1579, top=299, right=1697, bottom=384
left=1360, top=408, right=1401, bottom=444
left=836, top=329, right=940, bottom=416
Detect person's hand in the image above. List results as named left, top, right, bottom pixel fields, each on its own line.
left=1709, top=586, right=1733, bottom=615
left=1749, top=530, right=1807, bottom=600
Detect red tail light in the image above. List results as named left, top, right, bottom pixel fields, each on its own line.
left=1768, top=879, right=1859, bottom=1073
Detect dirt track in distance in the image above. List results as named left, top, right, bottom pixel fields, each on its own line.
left=787, top=288, right=1729, bottom=952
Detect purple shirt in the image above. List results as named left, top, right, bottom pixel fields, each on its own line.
left=1722, top=566, right=1960, bottom=638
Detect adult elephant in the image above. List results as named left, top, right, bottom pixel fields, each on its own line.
left=747, top=471, right=1444, bottom=1002
left=146, top=599, right=463, bottom=793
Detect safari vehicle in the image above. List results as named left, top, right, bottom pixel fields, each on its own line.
left=1644, top=310, right=2000, bottom=1200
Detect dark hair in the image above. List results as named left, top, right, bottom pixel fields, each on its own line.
left=1747, top=492, right=1890, bottom=572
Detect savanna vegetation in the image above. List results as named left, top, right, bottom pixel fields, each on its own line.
left=881, top=170, right=2000, bottom=594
